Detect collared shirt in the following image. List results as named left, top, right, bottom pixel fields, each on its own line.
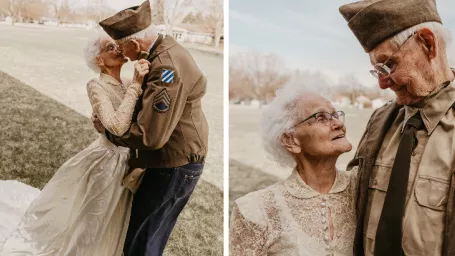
left=230, top=168, right=358, bottom=256
left=364, top=82, right=455, bottom=256
left=98, top=72, right=129, bottom=91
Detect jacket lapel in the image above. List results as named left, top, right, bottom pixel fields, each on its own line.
left=147, top=35, right=177, bottom=62
left=350, top=101, right=401, bottom=256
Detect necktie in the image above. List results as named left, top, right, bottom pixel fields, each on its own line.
left=374, top=114, right=424, bottom=255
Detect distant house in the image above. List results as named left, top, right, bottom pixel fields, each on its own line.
left=155, top=24, right=214, bottom=45
left=155, top=24, right=187, bottom=42
left=332, top=95, right=351, bottom=107
left=355, top=95, right=372, bottom=109
left=372, top=98, right=389, bottom=109
left=38, top=17, right=59, bottom=26
left=177, top=23, right=215, bottom=45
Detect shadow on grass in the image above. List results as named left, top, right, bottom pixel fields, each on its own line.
left=0, top=71, right=223, bottom=256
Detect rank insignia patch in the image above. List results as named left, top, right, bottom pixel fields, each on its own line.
left=161, top=69, right=174, bottom=84
left=153, top=89, right=171, bottom=113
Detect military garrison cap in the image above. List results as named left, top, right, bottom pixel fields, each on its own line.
left=339, top=0, right=442, bottom=52
left=99, top=0, right=152, bottom=40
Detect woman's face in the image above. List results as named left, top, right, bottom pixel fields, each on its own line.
left=289, top=95, right=352, bottom=159
left=97, top=38, right=128, bottom=69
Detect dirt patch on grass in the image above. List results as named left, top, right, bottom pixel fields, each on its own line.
left=0, top=71, right=223, bottom=255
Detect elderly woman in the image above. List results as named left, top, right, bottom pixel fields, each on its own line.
left=230, top=83, right=358, bottom=256
left=0, top=32, right=149, bottom=255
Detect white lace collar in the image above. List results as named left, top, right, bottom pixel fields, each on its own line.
left=283, top=168, right=350, bottom=199
left=99, top=73, right=122, bottom=86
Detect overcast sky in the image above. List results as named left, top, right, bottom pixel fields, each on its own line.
left=230, top=0, right=455, bottom=86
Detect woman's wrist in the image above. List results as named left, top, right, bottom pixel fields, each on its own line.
left=128, top=82, right=142, bottom=97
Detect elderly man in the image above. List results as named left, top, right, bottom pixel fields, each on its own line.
left=339, top=0, right=455, bottom=255
left=95, top=1, right=209, bottom=255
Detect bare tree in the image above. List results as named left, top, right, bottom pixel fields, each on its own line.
left=206, top=0, right=223, bottom=47
left=151, top=0, right=164, bottom=24
left=0, top=0, right=48, bottom=25
left=0, top=0, right=35, bottom=25
left=231, top=52, right=289, bottom=105
left=22, top=0, right=48, bottom=20
left=85, top=0, right=116, bottom=24
left=182, top=11, right=202, bottom=24
left=337, top=73, right=364, bottom=104
left=229, top=65, right=254, bottom=101
left=48, top=0, right=81, bottom=24
left=195, top=0, right=223, bottom=47
left=5, top=0, right=17, bottom=25
left=153, top=0, right=192, bottom=35
left=0, top=0, right=118, bottom=24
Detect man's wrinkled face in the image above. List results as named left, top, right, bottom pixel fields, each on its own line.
left=117, top=39, right=140, bottom=61
left=370, top=30, right=437, bottom=105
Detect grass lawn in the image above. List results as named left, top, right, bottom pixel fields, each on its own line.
left=229, top=158, right=280, bottom=215
left=0, top=71, right=222, bottom=255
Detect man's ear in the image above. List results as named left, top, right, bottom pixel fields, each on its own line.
left=280, top=132, right=302, bottom=154
left=417, top=28, right=437, bottom=59
left=130, top=39, right=141, bottom=52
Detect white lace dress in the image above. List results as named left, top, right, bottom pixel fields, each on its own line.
left=230, top=168, right=358, bottom=256
left=0, top=73, right=142, bottom=256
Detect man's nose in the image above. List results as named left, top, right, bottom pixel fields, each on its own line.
left=378, top=74, right=392, bottom=89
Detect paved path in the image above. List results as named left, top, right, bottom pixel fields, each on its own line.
left=0, top=24, right=224, bottom=190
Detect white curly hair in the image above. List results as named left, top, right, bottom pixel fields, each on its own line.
left=260, top=76, right=323, bottom=167
left=83, top=30, right=112, bottom=73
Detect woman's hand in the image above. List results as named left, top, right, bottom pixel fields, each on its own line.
left=132, top=59, right=151, bottom=84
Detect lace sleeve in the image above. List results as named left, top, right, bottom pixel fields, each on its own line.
left=230, top=202, right=268, bottom=256
left=87, top=79, right=142, bottom=137
left=121, top=77, right=133, bottom=87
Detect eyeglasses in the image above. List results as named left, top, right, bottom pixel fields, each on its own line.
left=102, top=43, right=120, bottom=53
left=369, top=33, right=416, bottom=78
left=292, top=111, right=345, bottom=128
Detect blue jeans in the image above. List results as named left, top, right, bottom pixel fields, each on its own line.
left=123, top=163, right=204, bottom=256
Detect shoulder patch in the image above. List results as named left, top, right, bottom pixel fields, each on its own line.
left=153, top=89, right=171, bottom=113
left=161, top=69, right=175, bottom=84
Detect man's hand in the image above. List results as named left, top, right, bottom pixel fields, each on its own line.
left=91, top=112, right=105, bottom=133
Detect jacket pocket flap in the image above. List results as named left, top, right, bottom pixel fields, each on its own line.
left=414, top=175, right=449, bottom=211
left=368, top=165, right=391, bottom=192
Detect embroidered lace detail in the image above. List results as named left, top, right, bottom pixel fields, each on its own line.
left=230, top=201, right=268, bottom=256
left=87, top=75, right=142, bottom=136
left=230, top=169, right=358, bottom=256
